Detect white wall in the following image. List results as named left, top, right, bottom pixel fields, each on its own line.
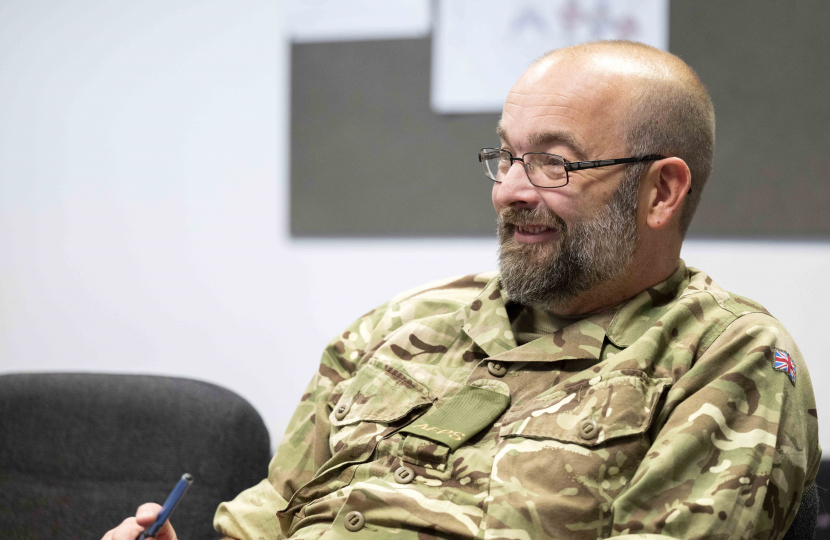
left=1, top=0, right=828, bottom=456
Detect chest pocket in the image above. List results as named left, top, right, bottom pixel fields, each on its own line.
left=280, top=358, right=436, bottom=531
left=499, top=370, right=670, bottom=445
left=489, top=370, right=671, bottom=540
left=327, top=357, right=435, bottom=462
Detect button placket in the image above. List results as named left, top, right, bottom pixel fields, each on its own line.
left=487, top=361, right=508, bottom=377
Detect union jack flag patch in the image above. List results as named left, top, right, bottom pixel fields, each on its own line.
left=773, top=349, right=796, bottom=385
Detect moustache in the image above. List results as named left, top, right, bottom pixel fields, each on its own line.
left=497, top=207, right=566, bottom=231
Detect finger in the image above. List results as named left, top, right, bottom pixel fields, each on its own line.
left=154, top=519, right=178, bottom=540
left=107, top=517, right=144, bottom=540
left=135, top=502, right=163, bottom=527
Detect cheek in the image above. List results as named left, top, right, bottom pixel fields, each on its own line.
left=537, top=191, right=575, bottom=220
left=546, top=173, right=616, bottom=218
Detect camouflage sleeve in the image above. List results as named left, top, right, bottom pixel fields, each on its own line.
left=213, top=301, right=391, bottom=540
left=610, top=312, right=821, bottom=539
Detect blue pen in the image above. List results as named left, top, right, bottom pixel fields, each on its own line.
left=137, top=473, right=193, bottom=540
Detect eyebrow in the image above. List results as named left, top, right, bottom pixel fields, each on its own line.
left=495, top=124, right=589, bottom=161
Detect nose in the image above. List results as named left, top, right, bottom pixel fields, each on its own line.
left=492, top=160, right=541, bottom=209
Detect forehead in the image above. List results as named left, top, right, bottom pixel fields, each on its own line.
left=498, top=57, right=633, bottom=158
left=496, top=124, right=589, bottom=161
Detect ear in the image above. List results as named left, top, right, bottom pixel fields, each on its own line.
left=643, top=157, right=691, bottom=231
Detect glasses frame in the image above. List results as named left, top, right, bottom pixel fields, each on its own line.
left=478, top=148, right=667, bottom=189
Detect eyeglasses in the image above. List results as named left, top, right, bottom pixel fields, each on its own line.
left=477, top=148, right=666, bottom=188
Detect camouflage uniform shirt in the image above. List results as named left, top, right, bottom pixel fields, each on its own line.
left=214, top=261, right=820, bottom=540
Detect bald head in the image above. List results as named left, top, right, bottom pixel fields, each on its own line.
left=539, top=40, right=703, bottom=84
left=524, top=41, right=716, bottom=236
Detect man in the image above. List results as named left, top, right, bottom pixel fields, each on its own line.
left=105, top=41, right=820, bottom=540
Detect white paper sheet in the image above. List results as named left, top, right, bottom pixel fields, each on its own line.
left=286, top=0, right=431, bottom=43
left=432, top=0, right=669, bottom=113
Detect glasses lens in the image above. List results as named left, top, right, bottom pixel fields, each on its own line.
left=479, top=149, right=507, bottom=181
left=524, top=153, right=567, bottom=187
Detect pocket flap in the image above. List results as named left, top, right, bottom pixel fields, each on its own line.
left=499, top=371, right=670, bottom=446
left=329, top=357, right=435, bottom=427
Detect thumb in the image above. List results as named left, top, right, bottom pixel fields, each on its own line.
left=135, top=503, right=178, bottom=540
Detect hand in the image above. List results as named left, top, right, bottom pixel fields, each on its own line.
left=101, top=503, right=178, bottom=540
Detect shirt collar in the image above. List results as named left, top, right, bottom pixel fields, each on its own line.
left=458, top=276, right=516, bottom=358
left=605, top=259, right=689, bottom=348
left=486, top=309, right=613, bottom=363
left=461, top=260, right=689, bottom=361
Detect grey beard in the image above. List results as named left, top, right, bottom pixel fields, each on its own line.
left=497, top=173, right=640, bottom=311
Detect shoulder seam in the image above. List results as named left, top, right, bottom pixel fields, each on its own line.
left=683, top=288, right=772, bottom=319
left=695, top=310, right=777, bottom=360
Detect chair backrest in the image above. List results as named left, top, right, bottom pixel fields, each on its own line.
left=812, top=457, right=830, bottom=538
left=0, top=372, right=271, bottom=540
left=783, top=481, right=818, bottom=540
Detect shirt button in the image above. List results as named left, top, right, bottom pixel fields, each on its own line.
left=344, top=510, right=365, bottom=532
left=487, top=361, right=508, bottom=377
left=334, top=402, right=351, bottom=421
left=578, top=419, right=599, bottom=440
left=394, top=465, right=415, bottom=484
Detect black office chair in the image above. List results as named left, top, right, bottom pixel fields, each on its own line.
left=812, top=458, right=830, bottom=540
left=0, top=373, right=271, bottom=540
left=783, top=481, right=818, bottom=540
